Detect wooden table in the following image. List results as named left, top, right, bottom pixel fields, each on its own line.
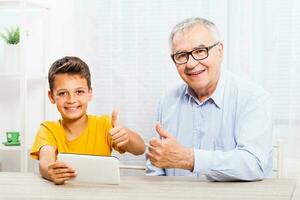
left=0, top=172, right=296, bottom=200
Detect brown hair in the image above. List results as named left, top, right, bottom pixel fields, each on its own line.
left=48, top=56, right=91, bottom=91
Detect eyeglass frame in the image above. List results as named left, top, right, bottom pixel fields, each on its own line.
left=171, top=42, right=220, bottom=64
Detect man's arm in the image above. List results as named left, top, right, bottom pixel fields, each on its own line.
left=145, top=159, right=166, bottom=176
left=39, top=145, right=76, bottom=184
left=193, top=94, right=273, bottom=181
left=147, top=94, right=273, bottom=181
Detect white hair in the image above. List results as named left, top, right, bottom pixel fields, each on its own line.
left=169, top=17, right=220, bottom=49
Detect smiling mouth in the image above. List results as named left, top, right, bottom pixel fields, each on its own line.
left=186, top=69, right=206, bottom=76
left=64, top=106, right=81, bottom=111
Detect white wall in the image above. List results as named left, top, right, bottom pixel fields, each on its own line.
left=1, top=0, right=300, bottom=175
left=43, top=0, right=300, bottom=167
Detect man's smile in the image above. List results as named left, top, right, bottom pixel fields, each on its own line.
left=185, top=69, right=206, bottom=76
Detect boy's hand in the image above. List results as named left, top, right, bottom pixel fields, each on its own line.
left=47, top=161, right=77, bottom=185
left=110, top=110, right=131, bottom=150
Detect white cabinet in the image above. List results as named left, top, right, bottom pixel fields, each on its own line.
left=0, top=0, right=49, bottom=172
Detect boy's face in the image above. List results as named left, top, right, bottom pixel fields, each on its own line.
left=48, top=74, right=92, bottom=121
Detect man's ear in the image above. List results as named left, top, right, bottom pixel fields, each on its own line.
left=88, top=88, right=93, bottom=101
left=218, top=42, right=224, bottom=61
left=48, top=90, right=56, bottom=104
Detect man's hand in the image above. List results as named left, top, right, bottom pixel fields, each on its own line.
left=147, top=123, right=194, bottom=170
left=109, top=110, right=131, bottom=150
left=47, top=161, right=76, bottom=185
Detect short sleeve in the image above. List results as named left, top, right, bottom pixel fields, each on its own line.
left=30, top=123, right=58, bottom=160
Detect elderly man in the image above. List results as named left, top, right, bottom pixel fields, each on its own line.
left=146, top=17, right=273, bottom=181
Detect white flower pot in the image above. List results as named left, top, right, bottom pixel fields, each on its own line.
left=2, top=44, right=20, bottom=74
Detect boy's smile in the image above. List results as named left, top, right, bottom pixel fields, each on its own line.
left=48, top=74, right=93, bottom=122
left=64, top=105, right=82, bottom=115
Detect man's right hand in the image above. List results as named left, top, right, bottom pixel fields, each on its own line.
left=47, top=161, right=77, bottom=185
left=147, top=123, right=194, bottom=171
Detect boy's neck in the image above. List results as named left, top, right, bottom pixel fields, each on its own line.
left=61, top=114, right=88, bottom=140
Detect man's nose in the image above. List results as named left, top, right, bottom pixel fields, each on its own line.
left=186, top=54, right=198, bottom=69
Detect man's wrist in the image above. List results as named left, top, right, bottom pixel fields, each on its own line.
left=180, top=148, right=194, bottom=171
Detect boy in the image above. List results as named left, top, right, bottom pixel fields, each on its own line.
left=31, top=56, right=145, bottom=184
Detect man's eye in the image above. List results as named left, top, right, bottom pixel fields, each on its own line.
left=175, top=53, right=187, bottom=60
left=193, top=48, right=206, bottom=55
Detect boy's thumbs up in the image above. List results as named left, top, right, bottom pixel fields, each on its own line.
left=155, top=123, right=172, bottom=139
left=111, top=109, right=119, bottom=127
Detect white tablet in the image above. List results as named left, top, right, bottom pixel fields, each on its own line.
left=57, top=153, right=120, bottom=185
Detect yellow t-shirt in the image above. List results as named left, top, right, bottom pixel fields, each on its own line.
left=30, top=115, right=123, bottom=160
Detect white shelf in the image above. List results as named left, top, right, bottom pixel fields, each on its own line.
left=0, top=0, right=49, bottom=172
left=0, top=143, right=21, bottom=151
left=0, top=0, right=49, bottom=10
left=27, top=74, right=47, bottom=80
left=0, top=73, right=47, bottom=80
left=0, top=73, right=22, bottom=79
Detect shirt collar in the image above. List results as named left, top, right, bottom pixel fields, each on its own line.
left=210, top=69, right=227, bottom=109
left=183, top=86, right=198, bottom=104
left=183, top=69, right=227, bottom=108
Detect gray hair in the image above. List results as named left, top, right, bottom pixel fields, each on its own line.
left=169, top=17, right=220, bottom=49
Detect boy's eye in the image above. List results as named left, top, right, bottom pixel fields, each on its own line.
left=58, top=92, right=67, bottom=97
left=75, top=90, right=86, bottom=95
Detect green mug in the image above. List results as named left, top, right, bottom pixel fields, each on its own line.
left=6, top=131, right=20, bottom=144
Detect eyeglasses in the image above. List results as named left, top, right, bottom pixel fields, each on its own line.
left=171, top=42, right=220, bottom=64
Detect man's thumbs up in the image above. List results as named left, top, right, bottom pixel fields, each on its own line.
left=148, top=123, right=193, bottom=170
left=155, top=123, right=173, bottom=139
left=111, top=109, right=119, bottom=127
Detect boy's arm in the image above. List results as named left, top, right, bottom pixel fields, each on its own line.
left=110, top=127, right=145, bottom=155
left=110, top=110, right=145, bottom=155
left=39, top=145, right=76, bottom=184
left=126, top=130, right=145, bottom=155
left=39, top=145, right=55, bottom=181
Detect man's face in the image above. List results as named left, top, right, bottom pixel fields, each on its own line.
left=48, top=74, right=92, bottom=121
left=171, top=24, right=223, bottom=98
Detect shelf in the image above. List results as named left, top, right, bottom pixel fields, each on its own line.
left=0, top=143, right=20, bottom=151
left=0, top=73, right=47, bottom=80
left=0, top=0, right=49, bottom=173
left=0, top=73, right=22, bottom=79
left=0, top=72, right=22, bottom=76
left=0, top=0, right=49, bottom=10
left=28, top=74, right=47, bottom=80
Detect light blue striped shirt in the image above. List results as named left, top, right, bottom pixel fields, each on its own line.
left=146, top=69, right=273, bottom=181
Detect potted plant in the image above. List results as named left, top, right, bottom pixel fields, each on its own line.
left=0, top=26, right=20, bottom=45
left=0, top=26, right=20, bottom=73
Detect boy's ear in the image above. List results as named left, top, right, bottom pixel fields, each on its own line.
left=88, top=88, right=93, bottom=101
left=48, top=90, right=56, bottom=104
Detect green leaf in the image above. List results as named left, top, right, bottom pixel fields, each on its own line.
left=0, top=26, right=20, bottom=45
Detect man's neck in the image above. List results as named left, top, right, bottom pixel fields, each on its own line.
left=195, top=73, right=220, bottom=103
